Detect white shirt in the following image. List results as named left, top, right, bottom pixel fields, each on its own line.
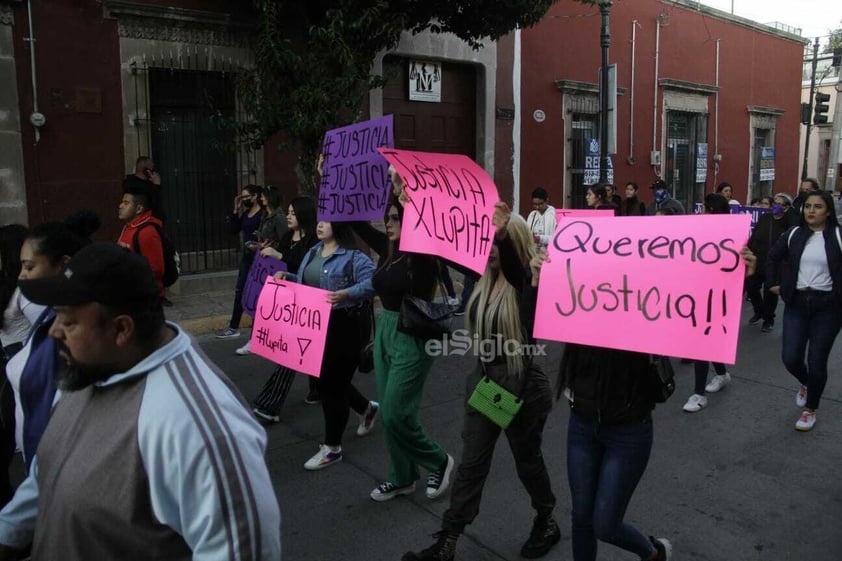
left=1, top=289, right=46, bottom=348
left=797, top=232, right=833, bottom=291
left=526, top=205, right=557, bottom=246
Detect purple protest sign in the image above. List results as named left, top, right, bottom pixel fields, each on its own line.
left=318, top=115, right=394, bottom=222
left=241, top=255, right=288, bottom=318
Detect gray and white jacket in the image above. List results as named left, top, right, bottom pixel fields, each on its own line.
left=0, top=323, right=281, bottom=560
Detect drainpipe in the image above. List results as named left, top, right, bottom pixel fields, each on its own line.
left=628, top=20, right=639, bottom=165
left=25, top=0, right=45, bottom=144
left=512, top=28, right=522, bottom=214
left=652, top=16, right=661, bottom=176
left=713, top=38, right=721, bottom=188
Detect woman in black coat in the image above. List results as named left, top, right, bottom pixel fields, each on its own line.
left=766, top=190, right=842, bottom=431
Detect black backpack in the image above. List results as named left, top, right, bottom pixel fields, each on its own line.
left=132, top=222, right=180, bottom=287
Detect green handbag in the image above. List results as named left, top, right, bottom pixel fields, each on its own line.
left=468, top=375, right=523, bottom=429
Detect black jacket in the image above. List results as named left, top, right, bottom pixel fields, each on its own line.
left=747, top=213, right=788, bottom=272
left=558, top=344, right=654, bottom=425
left=766, top=225, right=842, bottom=309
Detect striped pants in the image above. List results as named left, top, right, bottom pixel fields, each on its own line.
left=253, top=366, right=317, bottom=414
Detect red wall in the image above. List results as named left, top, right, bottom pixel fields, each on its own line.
left=515, top=0, right=804, bottom=211
left=11, top=0, right=250, bottom=239
left=12, top=0, right=124, bottom=238
left=494, top=32, right=516, bottom=206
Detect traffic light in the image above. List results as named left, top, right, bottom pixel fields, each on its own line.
left=814, top=92, right=830, bottom=125
left=801, top=102, right=811, bottom=125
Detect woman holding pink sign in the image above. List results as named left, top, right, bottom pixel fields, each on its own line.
left=252, top=196, right=321, bottom=404
left=269, top=220, right=378, bottom=470
left=351, top=177, right=455, bottom=504
left=585, top=184, right=620, bottom=216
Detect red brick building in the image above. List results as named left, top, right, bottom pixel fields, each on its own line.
left=0, top=0, right=805, bottom=275
left=502, top=0, right=805, bottom=213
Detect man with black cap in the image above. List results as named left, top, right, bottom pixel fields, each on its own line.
left=0, top=243, right=281, bottom=560
left=645, top=179, right=685, bottom=215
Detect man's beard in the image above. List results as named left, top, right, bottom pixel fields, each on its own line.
left=56, top=359, right=117, bottom=392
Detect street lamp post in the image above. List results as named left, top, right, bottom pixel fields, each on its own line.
left=599, top=0, right=612, bottom=184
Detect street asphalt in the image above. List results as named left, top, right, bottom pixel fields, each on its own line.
left=197, top=300, right=842, bottom=561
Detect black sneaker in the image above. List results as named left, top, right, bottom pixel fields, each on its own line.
left=425, top=454, right=454, bottom=499
left=748, top=313, right=762, bottom=325
left=304, top=390, right=321, bottom=405
left=761, top=320, right=774, bottom=333
left=402, top=531, right=458, bottom=561
left=520, top=514, right=561, bottom=558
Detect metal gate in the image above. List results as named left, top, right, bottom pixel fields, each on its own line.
left=665, top=111, right=708, bottom=211
left=568, top=115, right=599, bottom=209
left=130, top=55, right=259, bottom=273
left=751, top=128, right=773, bottom=199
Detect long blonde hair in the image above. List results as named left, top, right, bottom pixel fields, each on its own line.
left=466, top=214, right=536, bottom=377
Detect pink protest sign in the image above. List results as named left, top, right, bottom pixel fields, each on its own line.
left=241, top=255, right=287, bottom=318
left=319, top=115, right=394, bottom=222
left=250, top=278, right=332, bottom=378
left=378, top=148, right=499, bottom=274
left=534, top=214, right=751, bottom=363
left=555, top=208, right=610, bottom=222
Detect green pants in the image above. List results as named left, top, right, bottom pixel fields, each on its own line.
left=373, top=309, right=447, bottom=486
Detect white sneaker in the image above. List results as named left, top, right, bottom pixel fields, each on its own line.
left=235, top=340, right=251, bottom=355
left=682, top=394, right=708, bottom=413
left=796, top=385, right=808, bottom=408
left=650, top=537, right=672, bottom=560
left=705, top=372, right=731, bottom=393
left=356, top=401, right=379, bottom=437
left=303, top=445, right=343, bottom=470
left=795, top=410, right=816, bottom=431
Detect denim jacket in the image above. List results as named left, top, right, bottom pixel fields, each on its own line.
left=287, top=243, right=376, bottom=309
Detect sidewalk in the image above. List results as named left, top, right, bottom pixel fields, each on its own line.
left=163, top=288, right=252, bottom=336
left=164, top=272, right=465, bottom=336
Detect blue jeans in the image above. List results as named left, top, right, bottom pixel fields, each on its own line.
left=567, top=412, right=656, bottom=561
left=781, top=291, right=842, bottom=410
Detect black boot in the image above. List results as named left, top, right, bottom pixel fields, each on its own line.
left=402, top=531, right=458, bottom=561
left=520, top=514, right=561, bottom=559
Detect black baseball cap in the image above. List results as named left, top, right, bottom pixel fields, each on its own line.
left=19, top=242, right=160, bottom=308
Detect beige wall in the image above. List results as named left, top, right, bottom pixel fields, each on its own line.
left=0, top=5, right=28, bottom=225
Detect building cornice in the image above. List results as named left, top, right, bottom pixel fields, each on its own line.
left=658, top=78, right=719, bottom=95
left=103, top=0, right=254, bottom=47
left=554, top=80, right=627, bottom=95
left=666, top=0, right=807, bottom=45
left=747, top=105, right=785, bottom=116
